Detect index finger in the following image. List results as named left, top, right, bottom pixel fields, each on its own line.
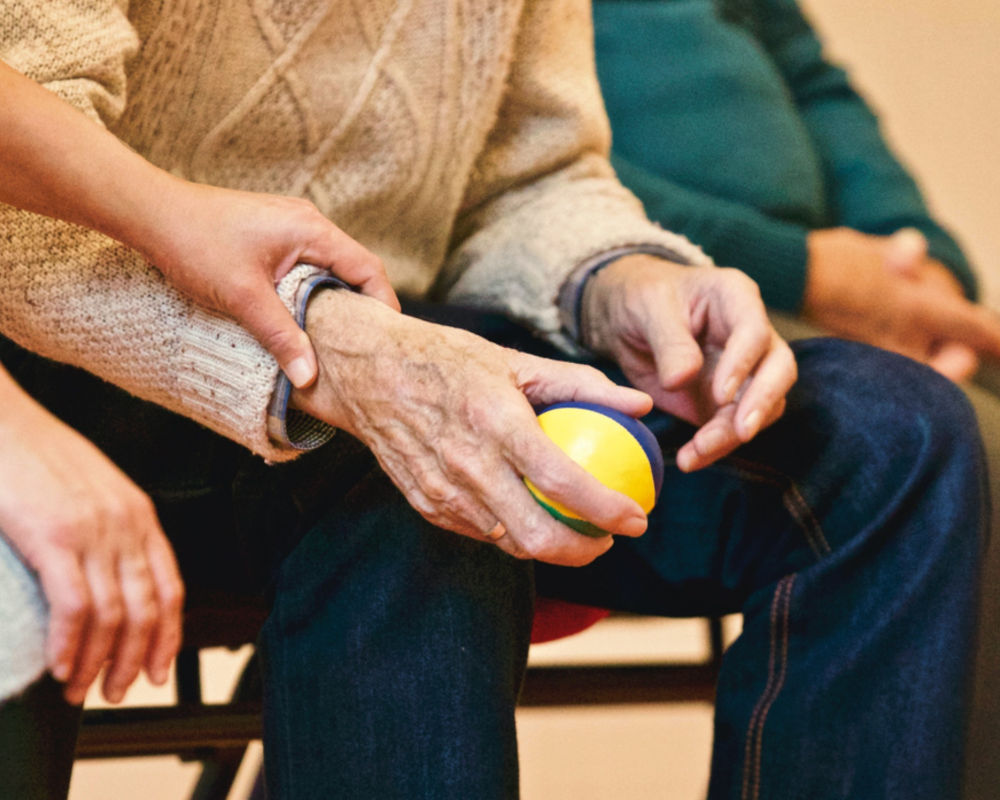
left=733, top=333, right=797, bottom=441
left=508, top=422, right=650, bottom=538
left=923, top=298, right=1000, bottom=362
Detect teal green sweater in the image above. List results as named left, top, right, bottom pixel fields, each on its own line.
left=593, top=0, right=976, bottom=311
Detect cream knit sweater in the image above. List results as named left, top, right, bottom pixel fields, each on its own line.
left=0, top=0, right=708, bottom=461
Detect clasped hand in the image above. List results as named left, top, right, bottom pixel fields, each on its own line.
left=805, top=227, right=1000, bottom=381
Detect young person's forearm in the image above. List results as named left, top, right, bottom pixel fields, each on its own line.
left=0, top=60, right=178, bottom=261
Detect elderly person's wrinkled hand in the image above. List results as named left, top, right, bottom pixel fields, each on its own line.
left=291, top=290, right=656, bottom=567
left=579, top=255, right=798, bottom=472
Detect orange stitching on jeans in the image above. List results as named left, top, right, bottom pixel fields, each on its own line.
left=724, top=456, right=831, bottom=559
left=752, top=576, right=794, bottom=800
left=741, top=574, right=795, bottom=800
left=741, top=578, right=782, bottom=800
left=782, top=483, right=831, bottom=556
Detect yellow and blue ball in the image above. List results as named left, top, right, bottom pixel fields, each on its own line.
left=525, top=401, right=664, bottom=537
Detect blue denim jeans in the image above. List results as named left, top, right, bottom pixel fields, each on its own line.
left=250, top=301, right=985, bottom=799
left=536, top=338, right=986, bottom=800
left=0, top=306, right=985, bottom=799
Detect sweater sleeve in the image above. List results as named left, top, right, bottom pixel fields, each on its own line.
left=435, top=0, right=710, bottom=350
left=609, top=153, right=810, bottom=313
left=0, top=1, right=310, bottom=461
left=755, top=0, right=977, bottom=299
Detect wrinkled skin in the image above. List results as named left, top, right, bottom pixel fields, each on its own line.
left=292, top=254, right=798, bottom=565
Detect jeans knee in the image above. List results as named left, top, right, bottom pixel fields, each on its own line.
left=790, top=338, right=982, bottom=463
left=781, top=339, right=986, bottom=554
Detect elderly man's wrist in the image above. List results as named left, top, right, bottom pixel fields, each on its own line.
left=560, top=245, right=700, bottom=345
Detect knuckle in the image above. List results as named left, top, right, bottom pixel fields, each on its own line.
left=437, top=444, right=480, bottom=481
left=97, top=496, right=131, bottom=530
left=533, top=467, right=573, bottom=503
left=160, top=628, right=184, bottom=659
left=261, top=325, right=304, bottom=354
left=419, top=472, right=455, bottom=505
left=162, top=579, right=186, bottom=615
left=783, top=348, right=799, bottom=379
left=131, top=606, right=157, bottom=633
left=46, top=512, right=96, bottom=546
left=721, top=266, right=760, bottom=292
left=131, top=492, right=158, bottom=525
left=128, top=583, right=158, bottom=624
left=97, top=601, right=125, bottom=632
left=407, top=492, right=436, bottom=519
left=56, top=592, right=91, bottom=625
left=291, top=196, right=320, bottom=214
left=365, top=252, right=388, bottom=276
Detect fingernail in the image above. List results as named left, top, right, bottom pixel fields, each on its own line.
left=722, top=376, right=739, bottom=404
left=622, top=515, right=647, bottom=537
left=285, top=356, right=314, bottom=389
left=676, top=448, right=696, bottom=473
left=742, top=410, right=762, bottom=440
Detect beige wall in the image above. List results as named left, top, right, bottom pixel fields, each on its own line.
left=801, top=0, right=1000, bottom=308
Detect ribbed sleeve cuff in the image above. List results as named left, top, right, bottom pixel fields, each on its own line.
left=442, top=158, right=713, bottom=354
left=175, top=264, right=341, bottom=463
left=266, top=272, right=349, bottom=452
left=557, top=243, right=703, bottom=343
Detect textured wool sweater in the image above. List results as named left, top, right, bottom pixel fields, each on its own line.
left=593, top=0, right=974, bottom=312
left=0, top=0, right=707, bottom=461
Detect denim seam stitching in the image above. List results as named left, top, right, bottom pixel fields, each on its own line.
left=741, top=573, right=795, bottom=800
left=719, top=455, right=833, bottom=558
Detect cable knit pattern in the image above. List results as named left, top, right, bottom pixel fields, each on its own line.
left=0, top=0, right=709, bottom=460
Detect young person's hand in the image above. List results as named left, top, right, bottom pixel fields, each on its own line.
left=0, top=368, right=183, bottom=705
left=0, top=61, right=400, bottom=390
left=580, top=255, right=798, bottom=472
left=804, top=227, right=1000, bottom=382
left=139, top=180, right=400, bottom=389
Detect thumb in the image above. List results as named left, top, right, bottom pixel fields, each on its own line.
left=883, top=228, right=928, bottom=277
left=239, top=289, right=318, bottom=389
left=928, top=341, right=980, bottom=383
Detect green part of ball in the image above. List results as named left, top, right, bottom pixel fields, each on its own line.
left=532, top=494, right=609, bottom=538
